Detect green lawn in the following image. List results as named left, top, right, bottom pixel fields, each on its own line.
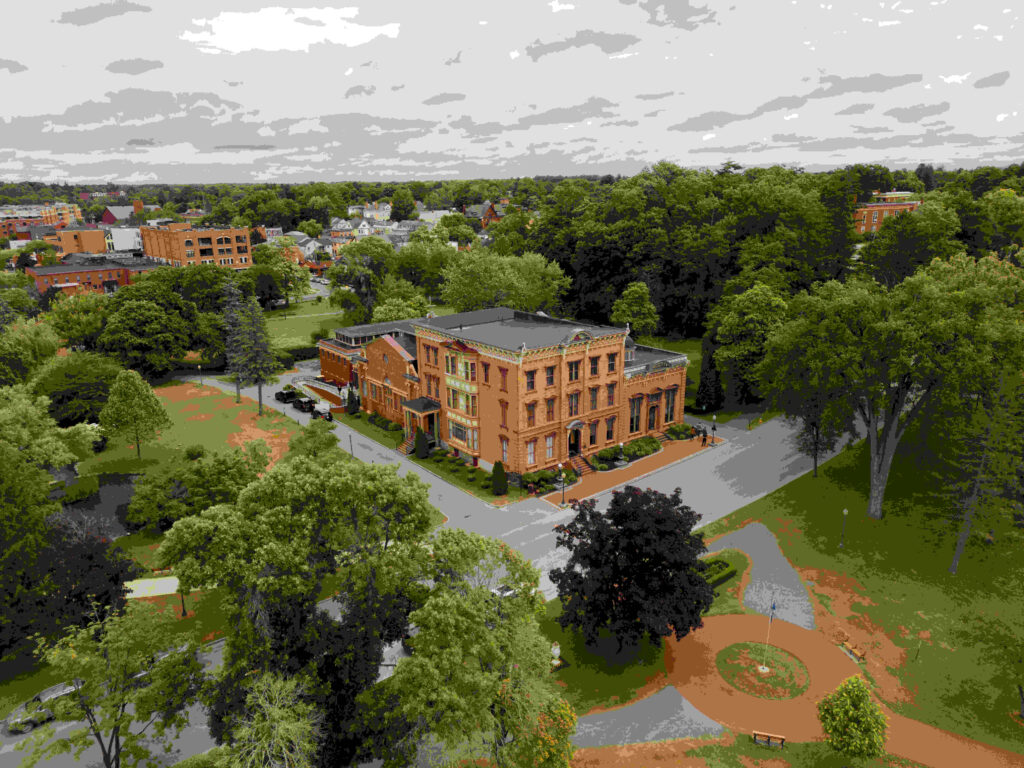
left=264, top=299, right=347, bottom=349
left=674, top=735, right=932, bottom=768
left=538, top=599, right=666, bottom=715
left=77, top=382, right=298, bottom=477
left=693, top=435, right=1024, bottom=756
left=408, top=454, right=532, bottom=506
left=336, top=412, right=404, bottom=450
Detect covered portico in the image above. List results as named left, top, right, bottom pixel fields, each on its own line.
left=401, top=396, right=442, bottom=445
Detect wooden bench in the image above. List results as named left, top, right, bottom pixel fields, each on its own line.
left=842, top=641, right=866, bottom=662
left=752, top=731, right=786, bottom=749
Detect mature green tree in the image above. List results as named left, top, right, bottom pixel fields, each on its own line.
left=98, top=369, right=171, bottom=460
left=441, top=250, right=569, bottom=313
left=252, top=239, right=311, bottom=306
left=284, top=419, right=340, bottom=462
left=31, top=351, right=124, bottom=426
left=221, top=281, right=245, bottom=403
left=758, top=255, right=1024, bottom=520
left=16, top=602, right=204, bottom=768
left=551, top=486, right=714, bottom=651
left=45, top=291, right=110, bottom=349
left=389, top=187, right=417, bottom=222
left=391, top=237, right=453, bottom=297
left=98, top=300, right=190, bottom=378
left=0, top=319, right=60, bottom=386
left=707, top=282, right=789, bottom=406
left=816, top=675, right=888, bottom=759
left=297, top=219, right=323, bottom=238
left=0, top=270, right=38, bottom=317
left=328, top=237, right=396, bottom=318
left=0, top=297, right=20, bottom=328
left=978, top=187, right=1024, bottom=256
left=371, top=297, right=428, bottom=323
left=610, top=281, right=659, bottom=336
left=126, top=442, right=269, bottom=532
left=380, top=528, right=567, bottom=768
left=230, top=297, right=278, bottom=415
left=857, top=200, right=961, bottom=287
left=0, top=385, right=97, bottom=469
left=694, top=334, right=724, bottom=413
left=218, top=672, right=323, bottom=768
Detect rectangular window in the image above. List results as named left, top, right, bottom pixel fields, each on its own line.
left=589, top=421, right=598, bottom=446
left=501, top=437, right=509, bottom=463
left=445, top=355, right=452, bottom=374
left=606, top=416, right=616, bottom=441
left=235, top=235, right=246, bottom=243
left=568, top=392, right=580, bottom=417
left=590, top=356, right=600, bottom=376
left=526, top=402, right=536, bottom=427
left=567, top=360, right=580, bottom=382
left=446, top=388, right=453, bottom=408
left=527, top=440, right=536, bottom=465
left=546, top=397, right=556, bottom=421
left=589, top=387, right=598, bottom=411
left=545, top=366, right=555, bottom=387
left=665, top=388, right=677, bottom=423
left=500, top=401, right=508, bottom=428
left=607, top=383, right=616, bottom=406
left=607, top=353, right=617, bottom=373
left=449, top=420, right=467, bottom=443
left=629, top=397, right=643, bottom=433
left=872, top=211, right=879, bottom=222
left=482, top=362, right=489, bottom=382
left=499, top=367, right=508, bottom=391
left=545, top=434, right=554, bottom=460
left=525, top=370, right=536, bottom=391
left=185, top=249, right=194, bottom=258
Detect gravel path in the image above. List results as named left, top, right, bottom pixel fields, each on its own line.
left=574, top=687, right=723, bottom=747
left=705, top=522, right=815, bottom=630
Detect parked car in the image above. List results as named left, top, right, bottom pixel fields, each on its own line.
left=275, top=389, right=298, bottom=403
left=293, top=397, right=316, bottom=413
left=4, top=680, right=82, bottom=734
left=130, top=645, right=196, bottom=688
left=311, top=403, right=333, bottom=421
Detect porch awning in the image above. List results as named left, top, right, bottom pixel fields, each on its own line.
left=402, top=397, right=441, bottom=414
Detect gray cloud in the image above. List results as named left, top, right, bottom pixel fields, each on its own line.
left=882, top=102, right=950, bottom=123
left=670, top=73, right=922, bottom=132
left=0, top=59, right=27, bottom=74
left=106, top=59, right=163, bottom=75
left=444, top=51, right=462, bottom=66
left=625, top=0, right=717, bottom=30
left=852, top=125, right=893, bottom=134
left=835, top=103, right=873, bottom=115
left=56, top=0, right=150, bottom=25
left=451, top=97, right=619, bottom=139
left=601, top=119, right=639, bottom=127
left=525, top=31, right=640, bottom=61
left=126, top=138, right=157, bottom=145
left=644, top=110, right=663, bottom=118
left=771, top=133, right=815, bottom=142
left=974, top=71, right=1010, bottom=89
left=225, top=81, right=242, bottom=87
left=293, top=17, right=326, bottom=27
left=636, top=91, right=674, bottom=101
left=422, top=93, right=466, bottom=106
left=345, top=85, right=376, bottom=98
left=213, top=144, right=276, bottom=151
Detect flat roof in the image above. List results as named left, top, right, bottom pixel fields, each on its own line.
left=416, top=307, right=624, bottom=352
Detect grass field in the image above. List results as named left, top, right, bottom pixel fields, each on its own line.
left=408, top=454, right=532, bottom=506
left=693, top=434, right=1024, bottom=756
left=336, top=411, right=405, bottom=450
left=76, top=381, right=299, bottom=477
left=263, top=300, right=455, bottom=349
left=701, top=548, right=754, bottom=618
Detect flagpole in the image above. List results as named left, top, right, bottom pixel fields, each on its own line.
left=760, top=591, right=777, bottom=672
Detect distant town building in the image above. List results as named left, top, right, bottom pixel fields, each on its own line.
left=44, top=227, right=108, bottom=255
left=854, top=190, right=921, bottom=234
left=103, top=226, right=143, bottom=253
left=25, top=255, right=161, bottom=295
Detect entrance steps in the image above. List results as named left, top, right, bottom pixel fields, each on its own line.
left=569, top=455, right=593, bottom=478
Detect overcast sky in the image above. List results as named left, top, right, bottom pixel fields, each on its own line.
left=0, top=0, right=1019, bottom=183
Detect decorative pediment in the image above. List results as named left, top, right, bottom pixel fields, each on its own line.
left=559, top=328, right=593, bottom=347
left=442, top=339, right=478, bottom=354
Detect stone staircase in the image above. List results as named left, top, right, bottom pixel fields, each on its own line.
left=569, top=455, right=593, bottom=478
left=399, top=435, right=415, bottom=455
left=655, top=431, right=671, bottom=444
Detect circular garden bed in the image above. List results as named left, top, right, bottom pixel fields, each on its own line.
left=715, top=641, right=809, bottom=700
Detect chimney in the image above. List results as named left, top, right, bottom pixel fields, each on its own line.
left=132, top=199, right=144, bottom=214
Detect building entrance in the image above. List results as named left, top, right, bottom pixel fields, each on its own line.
left=648, top=405, right=659, bottom=431
left=568, top=428, right=581, bottom=457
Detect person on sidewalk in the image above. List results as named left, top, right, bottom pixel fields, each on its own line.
left=701, top=428, right=708, bottom=447
left=690, top=425, right=697, bottom=441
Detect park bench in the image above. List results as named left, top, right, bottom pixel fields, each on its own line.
left=842, top=640, right=866, bottom=662
left=752, top=731, right=786, bottom=749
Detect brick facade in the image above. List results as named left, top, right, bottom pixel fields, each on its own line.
left=141, top=225, right=251, bottom=268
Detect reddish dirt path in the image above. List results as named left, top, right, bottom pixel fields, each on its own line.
left=543, top=434, right=721, bottom=504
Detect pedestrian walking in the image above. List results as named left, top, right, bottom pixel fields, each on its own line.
left=701, top=428, right=708, bottom=447
left=690, top=425, right=697, bottom=441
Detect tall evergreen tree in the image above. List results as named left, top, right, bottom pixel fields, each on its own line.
left=98, top=369, right=171, bottom=459
left=232, top=297, right=278, bottom=415
left=222, top=281, right=245, bottom=403
left=694, top=333, right=724, bottom=413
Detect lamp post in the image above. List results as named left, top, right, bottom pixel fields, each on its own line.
left=198, top=364, right=202, bottom=387
left=712, top=413, right=717, bottom=444
left=839, top=508, right=848, bottom=549
left=180, top=592, right=188, bottom=618
left=558, top=463, right=566, bottom=506
left=619, top=442, right=624, bottom=463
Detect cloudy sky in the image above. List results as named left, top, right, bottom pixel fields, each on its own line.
left=0, top=0, right=1019, bottom=182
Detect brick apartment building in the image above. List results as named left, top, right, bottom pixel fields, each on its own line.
left=318, top=307, right=687, bottom=476
left=0, top=202, right=83, bottom=238
left=25, top=255, right=160, bottom=295
left=44, top=227, right=108, bottom=255
left=854, top=190, right=921, bottom=234
left=141, top=223, right=251, bottom=268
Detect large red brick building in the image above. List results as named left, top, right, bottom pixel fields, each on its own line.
left=25, top=256, right=160, bottom=295
left=141, top=223, right=251, bottom=268
left=318, top=308, right=687, bottom=477
left=854, top=190, right=920, bottom=234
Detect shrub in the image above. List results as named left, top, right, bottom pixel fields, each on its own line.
left=593, top=462, right=608, bottom=472
left=62, top=475, right=101, bottom=504
left=346, top=389, right=359, bottom=415
left=666, top=423, right=689, bottom=440
left=491, top=461, right=508, bottom=495
left=596, top=447, right=621, bottom=463
left=432, top=454, right=445, bottom=464
left=388, top=422, right=402, bottom=432
left=184, top=444, right=206, bottom=461
left=414, top=428, right=429, bottom=459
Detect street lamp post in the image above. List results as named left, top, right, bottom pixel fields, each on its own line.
left=839, top=508, right=849, bottom=549
left=712, top=413, right=717, bottom=445
left=558, top=463, right=565, bottom=506
left=198, top=364, right=202, bottom=387
left=180, top=592, right=188, bottom=618
left=619, top=442, right=624, bottom=463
